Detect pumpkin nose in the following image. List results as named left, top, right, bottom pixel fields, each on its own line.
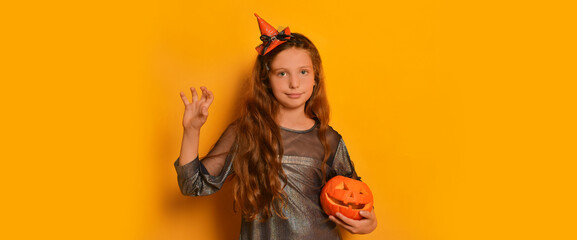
left=348, top=192, right=355, bottom=201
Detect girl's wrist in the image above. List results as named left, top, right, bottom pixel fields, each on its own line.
left=183, top=127, right=201, bottom=136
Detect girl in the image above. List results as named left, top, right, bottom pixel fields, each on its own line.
left=174, top=14, right=377, bottom=239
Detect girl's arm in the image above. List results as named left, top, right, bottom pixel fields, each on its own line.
left=174, top=122, right=236, bottom=196
left=178, top=86, right=213, bottom=166
left=174, top=86, right=237, bottom=197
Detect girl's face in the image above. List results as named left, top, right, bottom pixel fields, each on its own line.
left=268, top=47, right=316, bottom=112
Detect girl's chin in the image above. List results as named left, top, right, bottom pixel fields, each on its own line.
left=278, top=102, right=306, bottom=111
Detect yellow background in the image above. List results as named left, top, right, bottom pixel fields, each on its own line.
left=1, top=0, right=576, bottom=239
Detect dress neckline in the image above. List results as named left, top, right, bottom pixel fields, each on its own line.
left=280, top=121, right=318, bottom=133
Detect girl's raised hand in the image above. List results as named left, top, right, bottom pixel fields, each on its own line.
left=329, top=207, right=377, bottom=234
left=180, top=86, right=214, bottom=132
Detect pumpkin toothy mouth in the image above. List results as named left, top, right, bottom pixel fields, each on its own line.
left=324, top=193, right=366, bottom=210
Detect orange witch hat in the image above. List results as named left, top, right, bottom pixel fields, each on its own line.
left=254, top=13, right=293, bottom=55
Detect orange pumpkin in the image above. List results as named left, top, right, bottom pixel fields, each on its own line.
left=320, top=176, right=373, bottom=220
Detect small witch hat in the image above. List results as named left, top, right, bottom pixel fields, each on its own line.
left=254, top=13, right=292, bottom=55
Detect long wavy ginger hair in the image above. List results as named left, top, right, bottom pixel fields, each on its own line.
left=232, top=33, right=331, bottom=221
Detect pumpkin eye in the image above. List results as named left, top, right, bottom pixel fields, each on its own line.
left=335, top=182, right=350, bottom=190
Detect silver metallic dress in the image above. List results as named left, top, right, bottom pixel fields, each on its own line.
left=174, top=121, right=359, bottom=240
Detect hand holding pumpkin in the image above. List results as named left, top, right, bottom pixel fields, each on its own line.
left=321, top=176, right=377, bottom=234
left=329, top=207, right=377, bottom=234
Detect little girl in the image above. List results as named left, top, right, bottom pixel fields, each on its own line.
left=174, top=14, right=377, bottom=239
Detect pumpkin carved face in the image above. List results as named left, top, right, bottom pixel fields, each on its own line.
left=320, top=176, right=373, bottom=220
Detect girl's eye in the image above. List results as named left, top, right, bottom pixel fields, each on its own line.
left=301, top=70, right=309, bottom=75
left=278, top=72, right=286, bottom=77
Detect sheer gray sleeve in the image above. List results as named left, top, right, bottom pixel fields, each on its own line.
left=173, top=123, right=237, bottom=196
left=331, top=139, right=360, bottom=180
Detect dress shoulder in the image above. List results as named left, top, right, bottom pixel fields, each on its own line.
left=326, top=125, right=341, bottom=136
left=325, top=125, right=343, bottom=147
left=324, top=125, right=359, bottom=180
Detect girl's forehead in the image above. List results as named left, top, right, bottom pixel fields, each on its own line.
left=270, top=48, right=313, bottom=69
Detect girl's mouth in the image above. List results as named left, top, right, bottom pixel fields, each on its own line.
left=286, top=93, right=303, bottom=99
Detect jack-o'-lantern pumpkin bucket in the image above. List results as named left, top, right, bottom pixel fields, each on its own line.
left=320, top=176, right=374, bottom=220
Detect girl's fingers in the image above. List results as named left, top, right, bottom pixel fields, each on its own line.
left=359, top=210, right=374, bottom=219
left=180, top=92, right=190, bottom=105
left=200, top=86, right=213, bottom=104
left=335, top=212, right=357, bottom=227
left=199, top=87, right=214, bottom=109
left=200, top=86, right=208, bottom=102
left=206, top=90, right=214, bottom=106
left=194, top=86, right=206, bottom=100
left=190, top=87, right=198, bottom=103
left=184, top=87, right=213, bottom=112
left=329, top=210, right=377, bottom=235
left=329, top=215, right=354, bottom=232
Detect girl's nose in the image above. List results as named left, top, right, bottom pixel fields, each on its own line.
left=289, top=75, right=300, bottom=89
